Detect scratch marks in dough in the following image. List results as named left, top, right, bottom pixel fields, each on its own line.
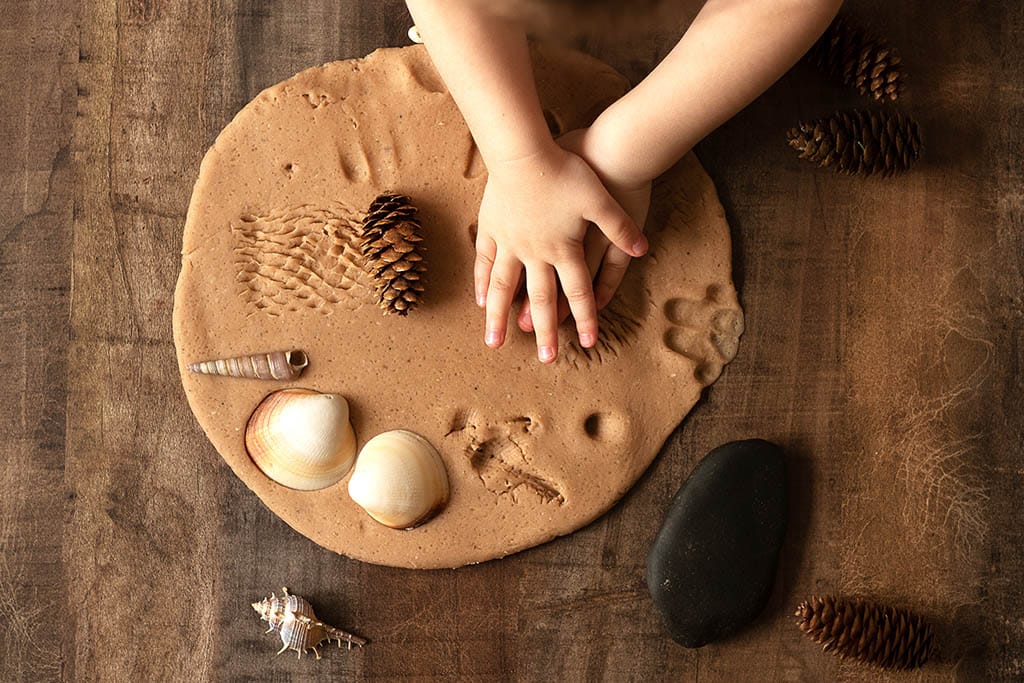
left=231, top=203, right=376, bottom=317
left=447, top=410, right=565, bottom=505
left=560, top=303, right=644, bottom=369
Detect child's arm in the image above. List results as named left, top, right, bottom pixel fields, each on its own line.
left=587, top=0, right=844, bottom=186
left=405, top=0, right=647, bottom=363
left=554, top=0, right=845, bottom=317
left=518, top=0, right=843, bottom=333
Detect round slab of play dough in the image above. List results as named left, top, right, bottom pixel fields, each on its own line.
left=173, top=45, right=743, bottom=568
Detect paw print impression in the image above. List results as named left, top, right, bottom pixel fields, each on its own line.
left=663, top=284, right=744, bottom=386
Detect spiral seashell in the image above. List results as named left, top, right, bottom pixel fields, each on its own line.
left=187, top=350, right=308, bottom=380
left=252, top=587, right=367, bottom=659
left=245, top=389, right=356, bottom=490
left=347, top=429, right=449, bottom=529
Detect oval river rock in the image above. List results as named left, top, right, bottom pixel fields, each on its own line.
left=646, top=439, right=788, bottom=647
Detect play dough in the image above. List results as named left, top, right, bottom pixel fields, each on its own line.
left=173, top=44, right=743, bottom=568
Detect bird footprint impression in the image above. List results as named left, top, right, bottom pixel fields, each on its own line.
left=173, top=44, right=743, bottom=568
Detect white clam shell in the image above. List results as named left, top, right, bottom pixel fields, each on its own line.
left=348, top=430, right=449, bottom=529
left=245, top=389, right=356, bottom=490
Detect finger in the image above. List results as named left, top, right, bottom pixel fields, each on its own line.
left=522, top=291, right=569, bottom=331
left=585, top=197, right=648, bottom=258
left=562, top=227, right=609, bottom=325
left=584, top=226, right=610, bottom=277
left=593, top=246, right=632, bottom=310
left=525, top=263, right=559, bottom=363
left=474, top=237, right=497, bottom=308
left=484, top=255, right=523, bottom=348
left=517, top=299, right=534, bottom=333
left=555, top=294, right=570, bottom=326
left=555, top=260, right=599, bottom=348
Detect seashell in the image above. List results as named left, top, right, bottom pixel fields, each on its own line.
left=187, top=350, right=308, bottom=380
left=252, top=587, right=367, bottom=659
left=245, top=389, right=356, bottom=490
left=347, top=429, right=449, bottom=529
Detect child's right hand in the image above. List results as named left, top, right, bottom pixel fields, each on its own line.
left=475, top=141, right=647, bottom=363
left=516, top=128, right=653, bottom=335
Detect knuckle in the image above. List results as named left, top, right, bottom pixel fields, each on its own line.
left=610, top=218, right=634, bottom=238
left=528, top=290, right=553, bottom=307
left=563, top=286, right=593, bottom=304
left=604, top=259, right=629, bottom=274
left=548, top=244, right=576, bottom=262
left=489, top=275, right=514, bottom=292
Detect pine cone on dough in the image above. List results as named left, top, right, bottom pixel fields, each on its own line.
left=358, top=193, right=427, bottom=315
left=807, top=15, right=905, bottom=102
left=787, top=109, right=922, bottom=177
left=795, top=595, right=934, bottom=670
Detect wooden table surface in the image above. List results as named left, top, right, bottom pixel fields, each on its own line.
left=2, top=0, right=1021, bottom=680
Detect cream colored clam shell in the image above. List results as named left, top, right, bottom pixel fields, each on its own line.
left=348, top=430, right=449, bottom=529
left=245, top=389, right=357, bottom=490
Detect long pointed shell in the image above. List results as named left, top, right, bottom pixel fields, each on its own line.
left=187, top=350, right=308, bottom=380
left=245, top=389, right=356, bottom=490
left=347, top=430, right=449, bottom=529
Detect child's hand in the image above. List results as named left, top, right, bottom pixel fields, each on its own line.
left=475, top=142, right=647, bottom=363
left=591, top=182, right=652, bottom=308
left=517, top=129, right=653, bottom=334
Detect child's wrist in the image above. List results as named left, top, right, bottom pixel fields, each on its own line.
left=586, top=106, right=657, bottom=189
left=480, top=126, right=559, bottom=168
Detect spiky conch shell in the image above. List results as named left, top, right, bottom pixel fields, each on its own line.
left=186, top=350, right=308, bottom=380
left=795, top=595, right=934, bottom=670
left=252, top=587, right=367, bottom=659
left=807, top=15, right=905, bottom=102
left=358, top=193, right=427, bottom=315
left=787, top=109, right=922, bottom=177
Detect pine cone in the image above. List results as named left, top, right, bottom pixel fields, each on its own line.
left=787, top=109, right=921, bottom=177
left=359, top=193, right=427, bottom=315
left=808, top=15, right=905, bottom=102
left=795, top=595, right=934, bottom=670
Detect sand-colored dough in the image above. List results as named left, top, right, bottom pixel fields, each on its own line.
left=172, top=45, right=743, bottom=568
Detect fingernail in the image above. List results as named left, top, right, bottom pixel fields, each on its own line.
left=579, top=332, right=595, bottom=347
left=632, top=237, right=648, bottom=256
left=476, top=292, right=486, bottom=307
left=486, top=329, right=501, bottom=347
left=538, top=345, right=555, bottom=363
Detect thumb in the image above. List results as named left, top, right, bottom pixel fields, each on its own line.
left=585, top=195, right=647, bottom=258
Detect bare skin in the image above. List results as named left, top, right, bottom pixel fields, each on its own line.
left=406, top=0, right=844, bottom=362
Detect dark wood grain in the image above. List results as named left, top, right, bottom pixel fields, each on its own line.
left=1, top=0, right=1021, bottom=680
left=0, top=2, right=76, bottom=679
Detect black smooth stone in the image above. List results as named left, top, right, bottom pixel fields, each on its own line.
left=646, top=439, right=788, bottom=648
